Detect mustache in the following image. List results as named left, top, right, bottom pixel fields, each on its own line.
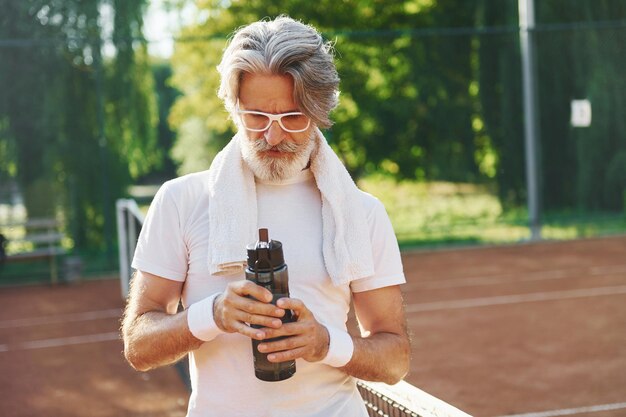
left=250, top=139, right=301, bottom=153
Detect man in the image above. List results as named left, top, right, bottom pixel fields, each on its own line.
left=122, top=16, right=410, bottom=417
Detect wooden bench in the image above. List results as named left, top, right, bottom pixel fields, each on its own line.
left=0, top=218, right=66, bottom=284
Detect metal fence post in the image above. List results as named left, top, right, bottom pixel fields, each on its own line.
left=519, top=0, right=542, bottom=240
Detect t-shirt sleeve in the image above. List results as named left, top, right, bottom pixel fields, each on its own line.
left=131, top=181, right=188, bottom=282
left=350, top=198, right=405, bottom=293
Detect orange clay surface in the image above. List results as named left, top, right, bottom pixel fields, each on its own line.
left=1, top=235, right=625, bottom=417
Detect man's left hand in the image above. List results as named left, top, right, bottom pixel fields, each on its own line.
left=256, top=298, right=330, bottom=363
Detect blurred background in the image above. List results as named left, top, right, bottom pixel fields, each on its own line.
left=2, top=3, right=626, bottom=416
left=1, top=0, right=625, bottom=283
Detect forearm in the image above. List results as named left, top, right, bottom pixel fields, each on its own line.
left=122, top=309, right=203, bottom=372
left=340, top=331, right=410, bottom=385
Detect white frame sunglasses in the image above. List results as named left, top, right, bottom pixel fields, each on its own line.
left=235, top=100, right=311, bottom=133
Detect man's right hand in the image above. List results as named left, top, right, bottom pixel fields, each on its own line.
left=213, top=280, right=287, bottom=340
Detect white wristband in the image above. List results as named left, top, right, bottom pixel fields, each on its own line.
left=321, top=325, right=354, bottom=368
left=187, top=293, right=224, bottom=342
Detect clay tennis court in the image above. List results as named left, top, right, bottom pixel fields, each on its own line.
left=1, top=235, right=625, bottom=417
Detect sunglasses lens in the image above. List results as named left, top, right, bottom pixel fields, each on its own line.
left=281, top=114, right=310, bottom=132
left=241, top=113, right=271, bottom=131
left=240, top=112, right=310, bottom=132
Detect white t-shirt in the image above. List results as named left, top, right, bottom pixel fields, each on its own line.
left=132, top=168, right=405, bottom=417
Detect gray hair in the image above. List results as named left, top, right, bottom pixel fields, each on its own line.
left=217, top=16, right=339, bottom=129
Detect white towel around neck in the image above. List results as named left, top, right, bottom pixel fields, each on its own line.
left=206, top=128, right=375, bottom=286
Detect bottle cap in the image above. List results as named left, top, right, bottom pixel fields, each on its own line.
left=246, top=228, right=285, bottom=272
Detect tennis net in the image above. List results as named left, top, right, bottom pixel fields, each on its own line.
left=358, top=380, right=472, bottom=417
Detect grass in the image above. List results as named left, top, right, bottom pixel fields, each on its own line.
left=0, top=250, right=119, bottom=287
left=358, top=175, right=626, bottom=249
left=2, top=177, right=625, bottom=284
left=0, top=237, right=119, bottom=287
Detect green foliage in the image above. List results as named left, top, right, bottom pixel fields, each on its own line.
left=606, top=151, right=626, bottom=197
left=169, top=0, right=492, bottom=182
left=360, top=176, right=626, bottom=248
left=3, top=0, right=624, bottom=263
left=168, top=19, right=231, bottom=174
left=167, top=0, right=626, bottom=217
left=0, top=3, right=65, bottom=217
left=535, top=1, right=626, bottom=212
left=358, top=175, right=519, bottom=243
left=148, top=61, right=180, bottom=181
left=475, top=1, right=526, bottom=209
left=0, top=1, right=160, bottom=251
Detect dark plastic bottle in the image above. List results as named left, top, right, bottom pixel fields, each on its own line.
left=245, top=228, right=296, bottom=381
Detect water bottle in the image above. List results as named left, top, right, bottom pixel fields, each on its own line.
left=245, top=228, right=296, bottom=381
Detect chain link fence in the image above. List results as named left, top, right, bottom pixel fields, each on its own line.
left=1, top=8, right=625, bottom=281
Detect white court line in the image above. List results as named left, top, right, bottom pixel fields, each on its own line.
left=402, top=264, right=626, bottom=291
left=405, top=284, right=626, bottom=313
left=403, top=269, right=569, bottom=291
left=0, top=308, right=123, bottom=329
left=590, top=264, right=626, bottom=275
left=495, top=401, right=626, bottom=417
left=0, top=332, right=120, bottom=352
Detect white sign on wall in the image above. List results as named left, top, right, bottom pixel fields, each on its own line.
left=571, top=99, right=592, bottom=127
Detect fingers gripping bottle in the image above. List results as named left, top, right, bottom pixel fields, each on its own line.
left=246, top=228, right=296, bottom=381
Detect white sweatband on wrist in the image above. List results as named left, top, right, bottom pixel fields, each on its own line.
left=187, top=292, right=224, bottom=342
left=321, top=325, right=354, bottom=368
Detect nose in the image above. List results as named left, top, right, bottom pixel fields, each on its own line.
left=263, top=121, right=285, bottom=147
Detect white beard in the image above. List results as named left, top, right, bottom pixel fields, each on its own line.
left=240, top=131, right=317, bottom=182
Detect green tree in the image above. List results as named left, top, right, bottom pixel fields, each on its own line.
left=0, top=2, right=65, bottom=218
left=168, top=0, right=626, bottom=216
left=0, top=1, right=160, bottom=252
left=476, top=0, right=525, bottom=208
left=535, top=0, right=626, bottom=212
left=475, top=0, right=626, bottom=214
left=147, top=60, right=180, bottom=182
left=169, top=0, right=486, bottom=184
